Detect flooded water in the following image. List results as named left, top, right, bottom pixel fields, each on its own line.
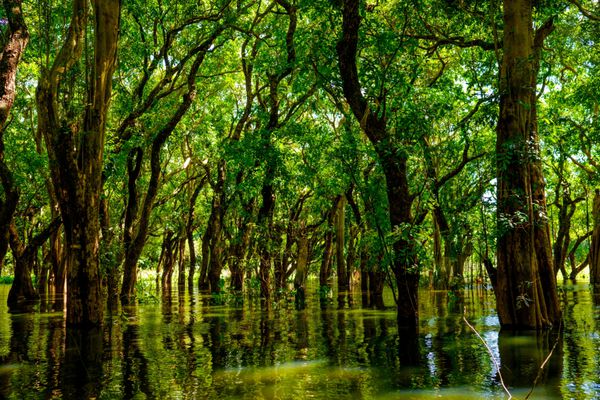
left=0, top=283, right=599, bottom=399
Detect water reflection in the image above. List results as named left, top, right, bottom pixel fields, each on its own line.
left=0, top=284, right=599, bottom=399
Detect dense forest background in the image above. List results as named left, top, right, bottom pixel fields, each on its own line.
left=0, top=0, right=598, bottom=330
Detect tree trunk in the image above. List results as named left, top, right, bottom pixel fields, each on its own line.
left=257, top=180, right=275, bottom=301
left=336, top=196, right=348, bottom=308
left=0, top=0, right=29, bottom=284
left=319, top=208, right=335, bottom=291
left=120, top=147, right=143, bottom=304
left=7, top=226, right=37, bottom=308
left=369, top=269, right=385, bottom=310
left=338, top=0, right=418, bottom=327
left=590, top=190, right=600, bottom=288
left=8, top=219, right=61, bottom=309
left=494, top=0, right=560, bottom=329
left=199, top=223, right=211, bottom=290
left=255, top=3, right=297, bottom=302
left=360, top=249, right=369, bottom=307
left=229, top=215, right=253, bottom=292
left=293, top=227, right=310, bottom=309
left=161, top=233, right=177, bottom=291
left=207, top=166, right=225, bottom=294
left=100, top=197, right=119, bottom=311
left=187, top=181, right=203, bottom=290
left=177, top=236, right=186, bottom=288
left=345, top=224, right=358, bottom=306
left=432, top=219, right=449, bottom=289
left=35, top=0, right=120, bottom=327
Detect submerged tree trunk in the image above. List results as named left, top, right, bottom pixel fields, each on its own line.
left=494, top=0, right=560, bottom=329
left=255, top=1, right=298, bottom=303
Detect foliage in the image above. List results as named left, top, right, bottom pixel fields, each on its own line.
left=0, top=0, right=597, bottom=313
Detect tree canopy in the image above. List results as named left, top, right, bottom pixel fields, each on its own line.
left=0, top=0, right=598, bottom=330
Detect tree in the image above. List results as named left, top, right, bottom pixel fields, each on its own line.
left=36, top=0, right=120, bottom=326
left=337, top=0, right=420, bottom=327
left=0, top=0, right=29, bottom=284
left=493, top=0, right=560, bottom=328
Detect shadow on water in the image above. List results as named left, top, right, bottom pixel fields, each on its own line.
left=0, top=283, right=599, bottom=398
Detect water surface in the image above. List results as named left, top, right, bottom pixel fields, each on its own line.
left=0, top=284, right=599, bottom=399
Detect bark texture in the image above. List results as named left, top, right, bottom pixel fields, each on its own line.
left=0, top=0, right=29, bottom=280
left=494, top=0, right=560, bottom=329
left=590, top=190, right=600, bottom=288
left=36, top=0, right=120, bottom=326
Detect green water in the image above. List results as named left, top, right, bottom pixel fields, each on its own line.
left=0, top=284, right=599, bottom=399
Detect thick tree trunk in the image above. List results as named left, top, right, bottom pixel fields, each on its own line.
left=7, top=229, right=37, bottom=308
left=369, top=269, right=386, bottom=310
left=452, top=241, right=472, bottom=280
left=494, top=0, right=560, bottom=329
left=590, top=190, right=600, bottom=288
left=0, top=0, right=29, bottom=283
left=35, top=0, right=120, bottom=327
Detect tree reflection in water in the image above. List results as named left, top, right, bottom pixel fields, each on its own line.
left=0, top=284, right=599, bottom=399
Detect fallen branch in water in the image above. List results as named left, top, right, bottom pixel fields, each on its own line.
left=464, top=307, right=563, bottom=400
left=463, top=307, right=513, bottom=399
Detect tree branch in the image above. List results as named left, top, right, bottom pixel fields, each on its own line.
left=567, top=0, right=600, bottom=21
